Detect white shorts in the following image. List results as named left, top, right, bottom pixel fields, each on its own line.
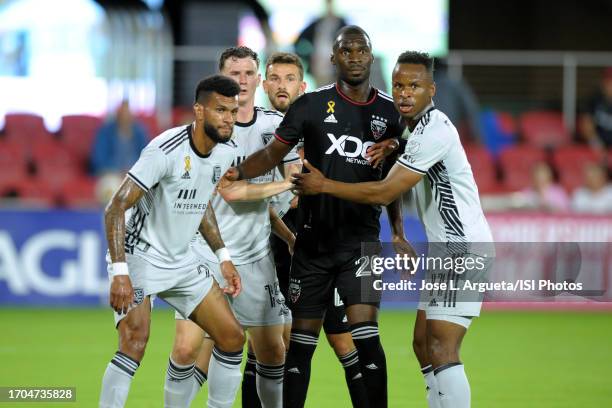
left=418, top=253, right=494, bottom=322
left=109, top=253, right=214, bottom=327
left=175, top=251, right=289, bottom=327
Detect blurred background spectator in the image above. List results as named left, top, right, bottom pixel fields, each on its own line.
left=90, top=100, right=149, bottom=176
left=571, top=163, right=612, bottom=214
left=579, top=67, right=612, bottom=151
left=519, top=162, right=570, bottom=213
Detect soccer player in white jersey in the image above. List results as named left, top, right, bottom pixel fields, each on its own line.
left=292, top=51, right=495, bottom=408
left=165, top=46, right=299, bottom=408
left=99, top=75, right=245, bottom=408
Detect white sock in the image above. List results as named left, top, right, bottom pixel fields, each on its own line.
left=435, top=363, right=470, bottom=408
left=99, top=351, right=140, bottom=408
left=207, top=346, right=243, bottom=408
left=187, top=366, right=207, bottom=403
left=421, top=364, right=441, bottom=408
left=164, top=357, right=195, bottom=408
left=256, top=362, right=284, bottom=408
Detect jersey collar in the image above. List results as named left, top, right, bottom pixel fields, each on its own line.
left=235, top=107, right=257, bottom=127
left=188, top=123, right=212, bottom=158
left=335, top=83, right=378, bottom=105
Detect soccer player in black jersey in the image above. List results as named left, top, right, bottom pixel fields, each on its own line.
left=227, top=26, right=409, bottom=408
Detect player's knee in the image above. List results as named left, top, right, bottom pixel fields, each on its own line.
left=216, top=327, right=245, bottom=352
left=255, top=339, right=286, bottom=364
left=427, top=333, right=458, bottom=364
left=327, top=334, right=354, bottom=357
left=119, top=324, right=150, bottom=359
left=172, top=339, right=200, bottom=364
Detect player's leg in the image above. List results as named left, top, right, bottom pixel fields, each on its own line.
left=283, top=245, right=333, bottom=408
left=413, top=309, right=441, bottom=408
left=323, top=294, right=369, bottom=408
left=189, top=281, right=245, bottom=408
left=100, top=296, right=151, bottom=408
left=338, top=249, right=387, bottom=408
left=164, top=314, right=206, bottom=408
left=242, top=338, right=261, bottom=408
left=249, top=324, right=286, bottom=408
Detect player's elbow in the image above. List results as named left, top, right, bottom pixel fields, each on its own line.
left=218, top=189, right=242, bottom=202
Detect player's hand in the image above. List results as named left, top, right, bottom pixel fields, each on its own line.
left=392, top=235, right=418, bottom=279
left=366, top=139, right=399, bottom=168
left=224, top=167, right=240, bottom=182
left=220, top=260, right=242, bottom=298
left=289, top=195, right=299, bottom=209
left=291, top=160, right=327, bottom=195
left=110, top=275, right=134, bottom=314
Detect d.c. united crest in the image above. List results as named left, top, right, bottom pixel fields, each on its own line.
left=371, top=115, right=388, bottom=140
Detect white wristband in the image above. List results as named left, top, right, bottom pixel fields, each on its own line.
left=215, top=247, right=232, bottom=263
left=111, top=262, right=129, bottom=278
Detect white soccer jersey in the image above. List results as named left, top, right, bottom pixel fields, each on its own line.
left=396, top=106, right=494, bottom=254
left=196, top=107, right=300, bottom=265
left=125, top=124, right=236, bottom=268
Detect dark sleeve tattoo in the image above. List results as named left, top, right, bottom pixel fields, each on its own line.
left=199, top=201, right=225, bottom=252
left=104, top=177, right=146, bottom=263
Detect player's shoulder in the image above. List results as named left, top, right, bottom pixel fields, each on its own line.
left=254, top=106, right=284, bottom=127
left=303, top=83, right=336, bottom=102
left=414, top=108, right=457, bottom=138
left=255, top=106, right=284, bottom=119
left=376, top=89, right=396, bottom=105
left=148, top=125, right=190, bottom=155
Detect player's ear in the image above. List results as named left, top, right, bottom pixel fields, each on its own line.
left=330, top=53, right=336, bottom=66
left=262, top=79, right=269, bottom=93
left=256, top=73, right=261, bottom=87
left=193, top=102, right=205, bottom=122
left=299, top=81, right=307, bottom=94
left=430, top=81, right=436, bottom=98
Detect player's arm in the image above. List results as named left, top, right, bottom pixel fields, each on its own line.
left=199, top=202, right=241, bottom=297
left=104, top=177, right=146, bottom=314
left=217, top=177, right=292, bottom=202
left=269, top=206, right=296, bottom=255
left=366, top=138, right=400, bottom=168
left=292, top=160, right=423, bottom=206
left=227, top=139, right=293, bottom=181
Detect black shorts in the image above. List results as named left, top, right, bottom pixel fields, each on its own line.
left=288, top=239, right=381, bottom=319
left=322, top=289, right=349, bottom=334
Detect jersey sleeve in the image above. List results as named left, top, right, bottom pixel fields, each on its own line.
left=396, top=124, right=451, bottom=175
left=127, top=144, right=169, bottom=191
left=274, top=94, right=309, bottom=146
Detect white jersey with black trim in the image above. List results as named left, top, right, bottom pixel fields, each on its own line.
left=125, top=124, right=236, bottom=268
left=195, top=107, right=300, bottom=265
left=396, top=106, right=494, bottom=254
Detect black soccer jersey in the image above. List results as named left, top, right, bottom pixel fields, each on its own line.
left=275, top=83, right=404, bottom=252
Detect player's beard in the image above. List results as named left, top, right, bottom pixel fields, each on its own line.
left=271, top=97, right=289, bottom=113
left=205, top=122, right=232, bottom=143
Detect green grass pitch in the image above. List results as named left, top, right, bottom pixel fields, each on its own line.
left=2, top=308, right=611, bottom=407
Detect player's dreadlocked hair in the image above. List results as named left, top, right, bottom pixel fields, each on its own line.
left=396, top=51, right=435, bottom=77
left=265, top=52, right=305, bottom=80
left=194, top=75, right=240, bottom=103
left=218, top=46, right=260, bottom=71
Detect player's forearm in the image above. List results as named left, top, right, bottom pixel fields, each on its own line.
left=199, top=202, right=226, bottom=252
left=322, top=179, right=396, bottom=206
left=269, top=207, right=294, bottom=245
left=221, top=179, right=291, bottom=202
left=237, top=140, right=291, bottom=180
left=104, top=201, right=127, bottom=263
left=386, top=198, right=406, bottom=239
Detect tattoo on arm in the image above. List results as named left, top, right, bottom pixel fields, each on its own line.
left=199, top=201, right=225, bottom=252
left=104, top=178, right=146, bottom=263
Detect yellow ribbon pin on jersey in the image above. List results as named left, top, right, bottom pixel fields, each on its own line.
left=327, top=101, right=335, bottom=113
left=184, top=156, right=191, bottom=173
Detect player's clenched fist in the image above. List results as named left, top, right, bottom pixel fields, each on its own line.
left=110, top=275, right=134, bottom=315
left=220, top=261, right=242, bottom=298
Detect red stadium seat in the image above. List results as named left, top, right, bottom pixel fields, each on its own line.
left=60, top=176, right=99, bottom=208
left=3, top=113, right=53, bottom=145
left=60, top=115, right=103, bottom=169
left=15, top=177, right=57, bottom=207
left=464, top=144, right=500, bottom=193
left=552, top=146, right=604, bottom=191
left=519, top=111, right=570, bottom=148
left=0, top=141, right=29, bottom=191
left=31, top=141, right=80, bottom=190
left=499, top=145, right=547, bottom=191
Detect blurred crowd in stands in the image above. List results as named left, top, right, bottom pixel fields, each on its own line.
left=1, top=67, right=611, bottom=215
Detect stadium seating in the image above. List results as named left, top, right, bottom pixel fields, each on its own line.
left=519, top=110, right=570, bottom=148
left=464, top=144, right=501, bottom=193
left=31, top=140, right=79, bottom=190
left=14, top=177, right=56, bottom=207
left=3, top=113, right=53, bottom=145
left=553, top=146, right=605, bottom=191
left=60, top=115, right=103, bottom=170
left=60, top=176, right=99, bottom=208
left=499, top=145, right=547, bottom=191
left=0, top=141, right=29, bottom=194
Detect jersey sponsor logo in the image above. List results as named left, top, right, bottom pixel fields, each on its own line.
left=324, top=113, right=338, bottom=123
left=177, top=189, right=197, bottom=200
left=182, top=156, right=191, bottom=179
left=325, top=133, right=375, bottom=166
left=289, top=278, right=301, bottom=303
left=212, top=165, right=222, bottom=183
left=370, top=115, right=388, bottom=140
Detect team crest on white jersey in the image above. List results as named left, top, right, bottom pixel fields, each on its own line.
left=212, top=165, right=222, bottom=183
left=262, top=132, right=274, bottom=145
left=181, top=156, right=191, bottom=179
left=133, top=288, right=144, bottom=305
left=371, top=115, right=388, bottom=140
